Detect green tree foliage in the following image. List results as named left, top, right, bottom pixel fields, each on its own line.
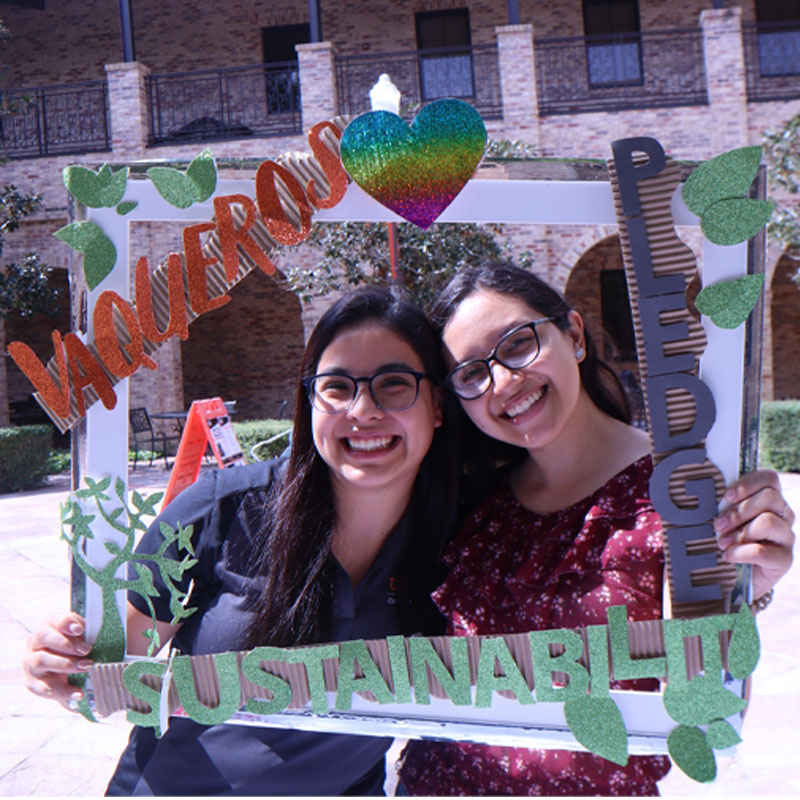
left=0, top=188, right=61, bottom=319
left=283, top=221, right=531, bottom=311
left=0, top=20, right=61, bottom=321
left=762, top=111, right=800, bottom=272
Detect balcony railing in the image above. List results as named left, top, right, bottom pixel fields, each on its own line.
left=743, top=21, right=800, bottom=102
left=536, top=29, right=708, bottom=115
left=147, top=62, right=302, bottom=145
left=0, top=80, right=110, bottom=159
left=336, top=44, right=502, bottom=120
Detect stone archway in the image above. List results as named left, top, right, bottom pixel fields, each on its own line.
left=771, top=253, right=800, bottom=400
left=180, top=272, right=305, bottom=421
left=564, top=234, right=646, bottom=426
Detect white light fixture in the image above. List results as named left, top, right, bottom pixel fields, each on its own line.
left=369, top=74, right=401, bottom=114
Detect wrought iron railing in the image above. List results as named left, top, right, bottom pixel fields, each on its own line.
left=0, top=80, right=110, bottom=158
left=743, top=21, right=800, bottom=102
left=535, top=28, right=708, bottom=115
left=336, top=44, right=502, bottom=120
left=147, top=62, right=301, bottom=145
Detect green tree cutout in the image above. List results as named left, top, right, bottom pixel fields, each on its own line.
left=60, top=476, right=198, bottom=717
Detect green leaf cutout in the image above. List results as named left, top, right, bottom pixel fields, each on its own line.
left=116, top=200, right=138, bottom=215
left=53, top=221, right=117, bottom=289
left=185, top=149, right=217, bottom=202
left=694, top=274, right=764, bottom=330
left=147, top=149, right=217, bottom=209
left=663, top=678, right=746, bottom=726
left=147, top=166, right=198, bottom=209
left=683, top=146, right=764, bottom=217
left=728, top=603, right=760, bottom=679
left=706, top=718, right=742, bottom=750
left=700, top=198, right=774, bottom=246
left=563, top=695, right=629, bottom=766
left=667, top=725, right=717, bottom=783
left=63, top=164, right=129, bottom=208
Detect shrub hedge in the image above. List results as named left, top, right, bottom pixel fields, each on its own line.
left=0, top=424, right=54, bottom=493
left=760, top=400, right=800, bottom=473
left=232, top=419, right=293, bottom=463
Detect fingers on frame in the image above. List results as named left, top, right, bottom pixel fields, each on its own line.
left=722, top=485, right=793, bottom=532
left=727, top=469, right=782, bottom=501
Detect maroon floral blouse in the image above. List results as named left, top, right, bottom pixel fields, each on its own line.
left=399, top=455, right=672, bottom=796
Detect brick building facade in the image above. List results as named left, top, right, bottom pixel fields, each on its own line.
left=1, top=0, right=799, bottom=435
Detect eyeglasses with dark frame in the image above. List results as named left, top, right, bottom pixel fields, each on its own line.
left=445, top=317, right=562, bottom=400
left=302, top=369, right=434, bottom=413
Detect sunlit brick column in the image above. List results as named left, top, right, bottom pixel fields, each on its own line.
left=495, top=24, right=540, bottom=146
left=297, top=42, right=338, bottom=132
left=700, top=8, right=749, bottom=152
left=105, top=61, right=151, bottom=159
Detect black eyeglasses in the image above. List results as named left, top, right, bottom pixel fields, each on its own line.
left=303, top=369, right=433, bottom=413
left=445, top=317, right=560, bottom=400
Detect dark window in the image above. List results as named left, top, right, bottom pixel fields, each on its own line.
left=261, top=23, right=310, bottom=64
left=755, top=0, right=800, bottom=76
left=583, top=0, right=642, bottom=86
left=415, top=9, right=474, bottom=100
left=261, top=24, right=308, bottom=113
left=601, top=269, right=637, bottom=361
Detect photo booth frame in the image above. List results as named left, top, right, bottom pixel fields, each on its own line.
left=8, top=116, right=767, bottom=774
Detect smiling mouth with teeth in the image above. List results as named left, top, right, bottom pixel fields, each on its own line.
left=503, top=386, right=546, bottom=419
left=345, top=435, right=397, bottom=452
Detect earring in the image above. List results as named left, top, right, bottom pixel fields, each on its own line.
left=575, top=347, right=585, bottom=361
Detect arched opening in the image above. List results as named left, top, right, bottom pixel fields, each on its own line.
left=565, top=235, right=645, bottom=425
left=180, top=272, right=305, bottom=421
left=771, top=253, right=800, bottom=400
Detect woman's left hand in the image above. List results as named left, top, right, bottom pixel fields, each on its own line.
left=714, top=470, right=795, bottom=601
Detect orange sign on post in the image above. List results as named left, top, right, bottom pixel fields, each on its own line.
left=162, top=397, right=245, bottom=507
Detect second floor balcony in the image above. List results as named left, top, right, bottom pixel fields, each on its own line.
left=2, top=17, right=799, bottom=160
left=147, top=62, right=302, bottom=145
left=0, top=80, right=109, bottom=158
left=536, top=28, right=708, bottom=115
left=336, top=44, right=502, bottom=120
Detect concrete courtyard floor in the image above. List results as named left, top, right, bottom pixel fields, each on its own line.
left=0, top=466, right=797, bottom=796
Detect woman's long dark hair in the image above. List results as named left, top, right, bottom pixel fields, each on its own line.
left=248, top=287, right=461, bottom=647
left=429, top=262, right=631, bottom=499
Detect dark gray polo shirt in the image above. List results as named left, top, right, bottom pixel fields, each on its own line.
left=108, top=460, right=410, bottom=796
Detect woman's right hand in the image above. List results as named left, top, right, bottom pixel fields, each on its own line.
left=23, top=612, right=94, bottom=711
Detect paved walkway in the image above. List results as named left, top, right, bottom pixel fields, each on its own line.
left=0, top=468, right=797, bottom=796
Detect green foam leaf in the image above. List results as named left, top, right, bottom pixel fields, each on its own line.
left=63, top=164, right=128, bottom=208
left=53, top=221, right=117, bottom=289
left=668, top=725, right=717, bottom=783
left=700, top=198, right=774, bottom=246
left=148, top=150, right=217, bottom=209
left=186, top=149, right=217, bottom=202
left=683, top=146, right=763, bottom=217
left=728, top=602, right=760, bottom=679
left=116, top=200, right=138, bottom=215
left=706, top=718, right=742, bottom=750
left=99, top=166, right=128, bottom=207
left=663, top=678, right=746, bottom=726
left=564, top=695, right=628, bottom=766
left=694, top=274, right=764, bottom=329
left=147, top=166, right=198, bottom=209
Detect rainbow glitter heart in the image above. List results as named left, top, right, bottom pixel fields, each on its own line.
left=340, top=99, right=487, bottom=230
